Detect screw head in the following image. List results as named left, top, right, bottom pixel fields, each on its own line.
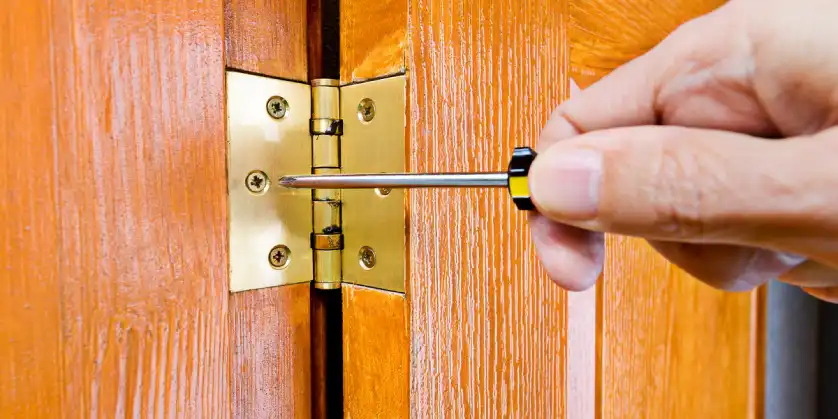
left=269, top=245, right=291, bottom=269
left=266, top=96, right=289, bottom=119
left=357, top=98, right=376, bottom=122
left=375, top=188, right=392, bottom=197
left=245, top=170, right=269, bottom=194
left=358, top=246, right=376, bottom=270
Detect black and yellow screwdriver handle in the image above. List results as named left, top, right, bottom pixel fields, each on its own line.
left=506, top=146, right=537, bottom=211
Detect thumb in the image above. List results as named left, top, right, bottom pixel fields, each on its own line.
left=528, top=125, right=838, bottom=248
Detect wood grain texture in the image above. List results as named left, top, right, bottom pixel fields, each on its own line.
left=406, top=0, right=568, bottom=416
left=569, top=0, right=725, bottom=87
left=230, top=284, right=312, bottom=418
left=601, top=236, right=756, bottom=418
left=0, top=2, right=63, bottom=416
left=342, top=285, right=409, bottom=418
left=225, top=0, right=308, bottom=80
left=1, top=0, right=229, bottom=416
left=340, top=0, right=407, bottom=82
left=224, top=2, right=314, bottom=419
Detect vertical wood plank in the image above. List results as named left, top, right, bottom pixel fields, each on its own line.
left=225, top=0, right=308, bottom=80
left=1, top=0, right=230, bottom=416
left=53, top=0, right=230, bottom=415
left=602, top=237, right=755, bottom=418
left=230, top=285, right=312, bottom=418
left=0, top=1, right=63, bottom=416
left=224, top=2, right=314, bottom=418
left=342, top=285, right=409, bottom=418
left=406, top=0, right=569, bottom=417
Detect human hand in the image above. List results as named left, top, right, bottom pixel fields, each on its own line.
left=529, top=0, right=838, bottom=302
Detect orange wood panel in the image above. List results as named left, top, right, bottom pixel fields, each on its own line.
left=0, top=2, right=63, bottom=416
left=406, top=0, right=569, bottom=416
left=601, top=237, right=756, bottom=418
left=230, top=284, right=312, bottom=418
left=224, top=2, right=314, bottom=419
left=339, top=0, right=407, bottom=82
left=2, top=0, right=230, bottom=416
left=342, top=285, right=409, bottom=418
left=569, top=0, right=725, bottom=87
left=225, top=0, right=308, bottom=80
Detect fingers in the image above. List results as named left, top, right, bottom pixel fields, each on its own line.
left=649, top=242, right=805, bottom=291
left=781, top=260, right=838, bottom=288
left=551, top=43, right=664, bottom=133
left=802, top=287, right=838, bottom=304
left=531, top=114, right=605, bottom=290
left=529, top=126, right=838, bottom=248
left=530, top=78, right=605, bottom=291
left=549, top=7, right=743, bottom=134
left=529, top=214, right=604, bottom=291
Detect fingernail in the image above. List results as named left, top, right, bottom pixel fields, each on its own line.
left=531, top=149, right=602, bottom=219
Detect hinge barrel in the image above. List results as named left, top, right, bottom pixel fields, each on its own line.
left=310, top=79, right=343, bottom=289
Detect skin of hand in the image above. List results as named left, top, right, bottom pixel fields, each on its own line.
left=528, top=0, right=838, bottom=302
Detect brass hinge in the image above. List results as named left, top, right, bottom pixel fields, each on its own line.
left=226, top=71, right=406, bottom=293
left=309, top=79, right=343, bottom=290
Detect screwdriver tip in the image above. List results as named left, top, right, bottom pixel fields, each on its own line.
left=278, top=176, right=298, bottom=188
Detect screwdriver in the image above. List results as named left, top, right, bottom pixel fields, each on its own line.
left=279, top=146, right=538, bottom=211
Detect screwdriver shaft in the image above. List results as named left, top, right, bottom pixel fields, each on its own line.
left=279, top=172, right=509, bottom=189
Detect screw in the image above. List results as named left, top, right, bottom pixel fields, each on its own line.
left=245, top=170, right=269, bottom=194
left=375, top=188, right=392, bottom=197
left=357, top=98, right=376, bottom=122
left=269, top=245, right=291, bottom=269
left=358, top=246, right=376, bottom=270
left=266, top=96, right=289, bottom=119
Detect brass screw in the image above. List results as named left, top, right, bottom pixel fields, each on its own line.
left=375, top=188, right=392, bottom=197
left=357, top=98, right=376, bottom=122
left=269, top=245, right=291, bottom=269
left=266, top=96, right=289, bottom=119
left=358, top=246, right=376, bottom=270
left=245, top=170, right=269, bottom=194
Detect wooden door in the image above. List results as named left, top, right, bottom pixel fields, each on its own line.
left=1, top=0, right=315, bottom=417
left=2, top=0, right=763, bottom=418
left=340, top=0, right=763, bottom=418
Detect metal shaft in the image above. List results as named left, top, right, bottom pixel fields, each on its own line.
left=279, top=172, right=509, bottom=189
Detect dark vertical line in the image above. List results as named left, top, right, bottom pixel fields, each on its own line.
left=818, top=299, right=837, bottom=419
left=308, top=0, right=340, bottom=81
left=320, top=0, right=340, bottom=79
left=753, top=285, right=767, bottom=419
left=310, top=286, right=343, bottom=419
left=307, top=0, right=324, bottom=80
left=308, top=1, right=342, bottom=418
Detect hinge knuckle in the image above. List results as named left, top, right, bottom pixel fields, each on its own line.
left=311, top=79, right=344, bottom=289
